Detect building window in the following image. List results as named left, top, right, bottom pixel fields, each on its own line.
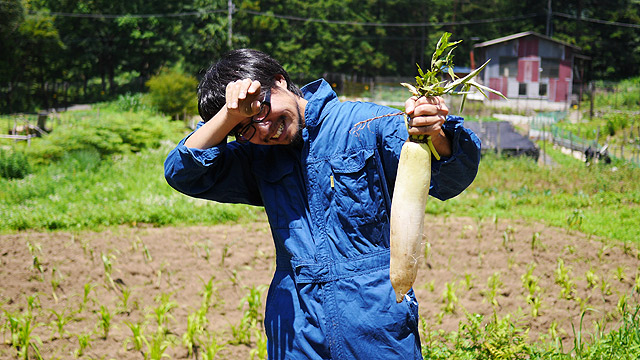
left=539, top=83, right=548, bottom=96
left=519, top=83, right=527, bottom=96
left=499, top=57, right=518, bottom=78
left=541, top=58, right=560, bottom=78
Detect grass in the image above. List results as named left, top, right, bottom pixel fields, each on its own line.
left=0, top=139, right=261, bottom=233
left=426, top=149, right=640, bottom=243
left=421, top=304, right=640, bottom=359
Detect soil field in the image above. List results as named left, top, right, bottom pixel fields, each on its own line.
left=1, top=215, right=638, bottom=359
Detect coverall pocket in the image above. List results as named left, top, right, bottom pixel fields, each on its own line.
left=253, top=160, right=303, bottom=229
left=329, top=149, right=384, bottom=227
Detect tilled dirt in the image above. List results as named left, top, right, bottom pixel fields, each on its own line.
left=0, top=215, right=638, bottom=359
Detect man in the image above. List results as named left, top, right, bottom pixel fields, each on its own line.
left=165, top=48, right=481, bottom=359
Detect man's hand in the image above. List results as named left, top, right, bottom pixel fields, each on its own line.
left=404, top=96, right=449, bottom=137
left=404, top=96, right=452, bottom=158
left=225, top=78, right=263, bottom=123
left=184, top=78, right=263, bottom=149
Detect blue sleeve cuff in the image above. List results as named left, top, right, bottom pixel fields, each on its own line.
left=177, top=121, right=229, bottom=167
left=428, top=115, right=482, bottom=200
left=432, top=115, right=481, bottom=167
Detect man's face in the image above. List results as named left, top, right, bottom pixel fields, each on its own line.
left=241, top=85, right=306, bottom=146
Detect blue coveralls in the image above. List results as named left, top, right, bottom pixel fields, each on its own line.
left=164, top=79, right=481, bottom=359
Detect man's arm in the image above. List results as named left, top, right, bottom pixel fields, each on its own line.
left=164, top=129, right=263, bottom=206
left=377, top=97, right=480, bottom=201
left=185, top=79, right=262, bottom=149
left=163, top=79, right=265, bottom=206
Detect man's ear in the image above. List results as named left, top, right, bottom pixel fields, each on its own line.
left=274, top=74, right=287, bottom=88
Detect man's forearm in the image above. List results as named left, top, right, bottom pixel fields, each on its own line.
left=429, top=129, right=452, bottom=158
left=184, top=108, right=241, bottom=149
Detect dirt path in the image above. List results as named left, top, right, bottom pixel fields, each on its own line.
left=1, top=216, right=638, bottom=359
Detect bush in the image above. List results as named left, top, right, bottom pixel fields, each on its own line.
left=145, top=67, right=198, bottom=119
left=603, top=112, right=634, bottom=136
left=25, top=109, right=185, bottom=165
left=0, top=149, right=31, bottom=179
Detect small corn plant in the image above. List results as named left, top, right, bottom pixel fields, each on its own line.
left=521, top=263, right=541, bottom=317
left=101, top=252, right=116, bottom=290
left=250, top=328, right=268, bottom=360
left=441, top=281, right=459, bottom=314
left=50, top=267, right=63, bottom=304
left=78, top=281, right=97, bottom=313
left=152, top=293, right=178, bottom=334
left=123, top=320, right=147, bottom=353
left=201, top=332, right=226, bottom=360
left=144, top=328, right=172, bottom=360
left=75, top=332, right=92, bottom=357
left=232, top=285, right=267, bottom=345
left=49, top=309, right=72, bottom=340
left=182, top=312, right=205, bottom=358
left=585, top=268, right=600, bottom=289
left=26, top=242, right=45, bottom=280
left=554, top=258, right=575, bottom=300
left=484, top=272, right=503, bottom=308
left=97, top=305, right=112, bottom=339
left=118, top=287, right=134, bottom=315
left=4, top=310, right=44, bottom=359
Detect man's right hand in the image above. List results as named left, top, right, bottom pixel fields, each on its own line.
left=185, top=78, right=263, bottom=149
left=225, top=79, right=263, bottom=123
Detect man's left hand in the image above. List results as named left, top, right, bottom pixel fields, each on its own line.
left=404, top=96, right=452, bottom=157
left=404, top=96, right=449, bottom=137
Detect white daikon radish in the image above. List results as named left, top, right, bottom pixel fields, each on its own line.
left=389, top=32, right=505, bottom=303
left=389, top=139, right=432, bottom=303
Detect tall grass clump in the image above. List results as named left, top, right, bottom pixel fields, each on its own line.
left=420, top=305, right=640, bottom=359
left=594, top=76, right=640, bottom=110
left=0, top=149, right=31, bottom=179
left=99, top=92, right=158, bottom=113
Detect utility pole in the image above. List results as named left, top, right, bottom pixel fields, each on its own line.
left=228, top=0, right=233, bottom=48
left=546, top=0, right=552, bottom=37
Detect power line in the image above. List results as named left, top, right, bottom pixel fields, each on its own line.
left=554, top=12, right=640, bottom=29
left=28, top=9, right=226, bottom=19
left=20, top=5, right=640, bottom=30
left=240, top=9, right=541, bottom=27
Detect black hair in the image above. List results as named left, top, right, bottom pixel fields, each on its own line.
left=197, top=49, right=303, bottom=122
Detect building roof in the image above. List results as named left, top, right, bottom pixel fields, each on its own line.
left=473, top=31, right=581, bottom=51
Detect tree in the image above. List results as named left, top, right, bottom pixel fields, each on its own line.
left=0, top=0, right=26, bottom=112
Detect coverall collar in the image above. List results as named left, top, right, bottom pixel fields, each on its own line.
left=301, top=79, right=339, bottom=129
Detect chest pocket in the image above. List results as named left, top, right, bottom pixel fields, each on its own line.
left=329, top=149, right=384, bottom=226
left=254, top=160, right=304, bottom=230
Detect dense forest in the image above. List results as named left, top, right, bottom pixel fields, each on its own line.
left=1, top=0, right=639, bottom=113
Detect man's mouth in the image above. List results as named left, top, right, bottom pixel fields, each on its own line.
left=271, top=121, right=285, bottom=139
